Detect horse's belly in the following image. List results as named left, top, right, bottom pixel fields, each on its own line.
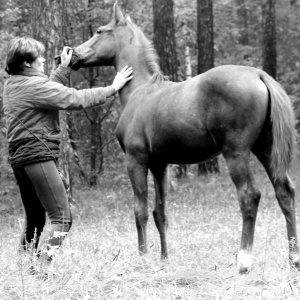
left=152, top=136, right=220, bottom=165
left=164, top=147, right=220, bottom=164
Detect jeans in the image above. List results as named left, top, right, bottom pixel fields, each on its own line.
left=13, top=160, right=72, bottom=255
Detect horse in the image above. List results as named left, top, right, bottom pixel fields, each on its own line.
left=75, top=3, right=300, bottom=273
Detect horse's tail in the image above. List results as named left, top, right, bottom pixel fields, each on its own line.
left=259, top=71, right=295, bottom=180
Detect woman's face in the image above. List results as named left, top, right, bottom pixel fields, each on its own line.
left=30, top=55, right=46, bottom=73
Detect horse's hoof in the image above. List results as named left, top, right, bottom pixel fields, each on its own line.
left=160, top=254, right=168, bottom=261
left=290, top=253, right=300, bottom=270
left=237, top=250, right=252, bottom=274
left=138, top=250, right=147, bottom=256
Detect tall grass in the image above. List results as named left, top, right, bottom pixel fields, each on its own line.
left=1, top=155, right=300, bottom=299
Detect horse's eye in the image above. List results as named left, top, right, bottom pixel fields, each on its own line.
left=97, top=30, right=101, bottom=34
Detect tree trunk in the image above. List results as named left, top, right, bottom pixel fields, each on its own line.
left=152, top=0, right=178, bottom=81
left=153, top=0, right=180, bottom=180
left=97, top=121, right=104, bottom=175
left=197, top=0, right=214, bottom=74
left=31, top=0, right=60, bottom=75
left=89, top=109, right=98, bottom=186
left=185, top=46, right=192, bottom=80
left=197, top=0, right=219, bottom=176
left=31, top=0, right=74, bottom=200
left=66, top=112, right=88, bottom=183
left=236, top=0, right=249, bottom=45
left=86, top=0, right=101, bottom=186
left=174, top=46, right=191, bottom=178
left=262, top=0, right=277, bottom=79
left=59, top=110, right=73, bottom=201
left=197, top=158, right=220, bottom=176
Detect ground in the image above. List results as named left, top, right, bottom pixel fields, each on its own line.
left=1, top=154, right=300, bottom=299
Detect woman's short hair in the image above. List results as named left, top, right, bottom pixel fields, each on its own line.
left=5, top=37, right=45, bottom=75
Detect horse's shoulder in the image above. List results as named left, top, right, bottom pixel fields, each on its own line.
left=128, top=82, right=173, bottom=103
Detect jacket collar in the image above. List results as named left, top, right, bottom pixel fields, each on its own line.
left=12, top=67, right=48, bottom=78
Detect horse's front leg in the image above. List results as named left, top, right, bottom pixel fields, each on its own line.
left=126, top=155, right=149, bottom=255
left=150, top=162, right=168, bottom=259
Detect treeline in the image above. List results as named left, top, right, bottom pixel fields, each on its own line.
left=1, top=0, right=300, bottom=190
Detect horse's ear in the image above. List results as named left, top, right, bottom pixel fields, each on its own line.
left=125, top=15, right=132, bottom=23
left=112, top=1, right=126, bottom=25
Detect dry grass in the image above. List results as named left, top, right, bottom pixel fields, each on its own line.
left=1, top=155, right=300, bottom=299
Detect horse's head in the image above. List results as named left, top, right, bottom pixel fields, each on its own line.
left=76, top=2, right=165, bottom=86
left=75, top=2, right=132, bottom=68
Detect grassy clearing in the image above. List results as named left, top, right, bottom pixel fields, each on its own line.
left=1, top=155, right=300, bottom=299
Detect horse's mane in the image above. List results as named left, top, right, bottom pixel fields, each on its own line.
left=127, top=18, right=169, bottom=84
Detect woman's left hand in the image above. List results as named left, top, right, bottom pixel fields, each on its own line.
left=112, top=66, right=133, bottom=91
left=60, top=47, right=73, bottom=67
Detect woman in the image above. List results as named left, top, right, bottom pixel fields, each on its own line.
left=3, top=37, right=133, bottom=264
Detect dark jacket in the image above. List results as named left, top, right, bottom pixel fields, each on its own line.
left=3, top=65, right=115, bottom=143
left=3, top=65, right=116, bottom=168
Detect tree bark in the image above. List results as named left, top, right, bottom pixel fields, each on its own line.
left=185, top=46, right=192, bottom=80
left=59, top=110, right=73, bottom=200
left=262, top=0, right=277, bottom=79
left=174, top=46, right=191, bottom=178
left=152, top=0, right=178, bottom=81
left=31, top=0, right=74, bottom=200
left=89, top=108, right=98, bottom=186
left=153, top=0, right=181, bottom=180
left=31, top=0, right=61, bottom=75
left=197, top=0, right=219, bottom=176
left=236, top=0, right=249, bottom=45
left=66, top=112, right=87, bottom=183
left=197, top=0, right=214, bottom=75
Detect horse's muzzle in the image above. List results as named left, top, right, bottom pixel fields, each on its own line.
left=54, top=49, right=84, bottom=71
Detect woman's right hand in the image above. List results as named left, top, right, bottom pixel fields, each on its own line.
left=60, top=47, right=73, bottom=67
left=112, top=66, right=133, bottom=92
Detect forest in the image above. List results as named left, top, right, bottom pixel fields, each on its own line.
left=1, top=0, right=300, bottom=299
left=1, top=0, right=300, bottom=192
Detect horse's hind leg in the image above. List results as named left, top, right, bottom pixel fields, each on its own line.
left=126, top=155, right=149, bottom=255
left=254, top=149, right=300, bottom=268
left=150, top=162, right=168, bottom=259
left=273, top=174, right=300, bottom=267
left=224, top=151, right=261, bottom=273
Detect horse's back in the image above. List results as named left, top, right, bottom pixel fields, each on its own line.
left=117, top=65, right=270, bottom=164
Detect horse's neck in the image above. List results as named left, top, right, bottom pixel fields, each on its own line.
left=116, top=60, right=152, bottom=109
left=116, top=36, right=160, bottom=108
left=118, top=81, right=133, bottom=109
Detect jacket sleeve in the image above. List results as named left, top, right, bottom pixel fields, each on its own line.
left=49, top=65, right=71, bottom=85
left=33, top=78, right=116, bottom=110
